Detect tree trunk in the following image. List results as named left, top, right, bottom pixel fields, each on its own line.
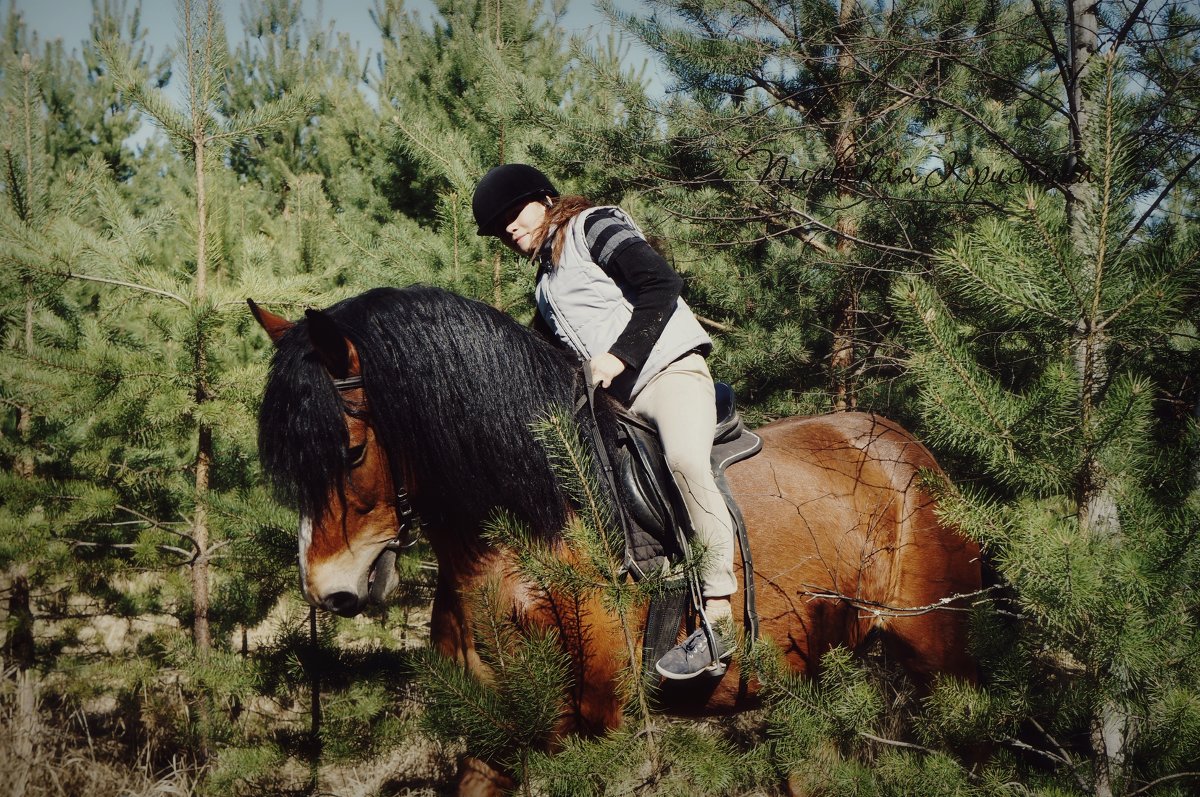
left=4, top=574, right=39, bottom=797
left=16, top=54, right=36, bottom=478
left=9, top=69, right=39, bottom=787
left=189, top=3, right=213, bottom=652
left=308, top=606, right=327, bottom=793
left=187, top=5, right=214, bottom=757
left=192, top=426, right=212, bottom=652
left=191, top=176, right=213, bottom=760
left=493, top=112, right=507, bottom=308
left=9, top=670, right=38, bottom=797
left=1067, top=0, right=1117, bottom=539
left=191, top=116, right=212, bottom=655
left=1065, top=3, right=1128, bottom=795
left=493, top=251, right=503, bottom=309
left=829, top=267, right=858, bottom=412
left=830, top=0, right=860, bottom=412
left=15, top=286, right=35, bottom=478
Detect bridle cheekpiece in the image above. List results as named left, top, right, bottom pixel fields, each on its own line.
left=332, top=373, right=419, bottom=552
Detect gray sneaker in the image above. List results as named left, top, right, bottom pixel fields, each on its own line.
left=654, top=625, right=733, bottom=680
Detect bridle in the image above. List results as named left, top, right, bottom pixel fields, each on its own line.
left=332, top=374, right=419, bottom=552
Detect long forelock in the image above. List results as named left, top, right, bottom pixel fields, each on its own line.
left=258, top=321, right=351, bottom=520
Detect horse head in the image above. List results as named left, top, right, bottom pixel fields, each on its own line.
left=249, top=298, right=405, bottom=617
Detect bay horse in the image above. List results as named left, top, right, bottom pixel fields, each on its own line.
left=249, top=285, right=980, bottom=795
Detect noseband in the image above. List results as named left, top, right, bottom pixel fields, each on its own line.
left=332, top=374, right=419, bottom=552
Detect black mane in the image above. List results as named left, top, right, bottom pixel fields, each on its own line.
left=258, top=286, right=582, bottom=538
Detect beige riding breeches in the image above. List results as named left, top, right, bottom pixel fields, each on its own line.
left=630, top=353, right=737, bottom=598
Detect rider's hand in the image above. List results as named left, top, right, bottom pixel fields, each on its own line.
left=589, top=352, right=627, bottom=389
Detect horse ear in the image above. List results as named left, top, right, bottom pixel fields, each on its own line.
left=247, top=298, right=294, bottom=344
left=304, top=308, right=361, bottom=380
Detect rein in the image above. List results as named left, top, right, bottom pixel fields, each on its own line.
left=332, top=374, right=419, bottom=552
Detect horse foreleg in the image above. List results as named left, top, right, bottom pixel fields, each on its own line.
left=429, top=575, right=518, bottom=794
left=455, top=755, right=516, bottom=797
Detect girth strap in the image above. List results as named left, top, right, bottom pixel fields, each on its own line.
left=574, top=363, right=638, bottom=575
left=715, top=471, right=759, bottom=642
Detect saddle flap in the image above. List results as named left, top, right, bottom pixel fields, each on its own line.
left=614, top=419, right=685, bottom=576
left=611, top=381, right=762, bottom=581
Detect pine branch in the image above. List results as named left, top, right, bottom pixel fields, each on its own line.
left=390, top=114, right=470, bottom=185
left=1115, top=149, right=1200, bottom=259
left=1027, top=717, right=1091, bottom=793
left=530, top=409, right=613, bottom=539
left=855, top=53, right=1065, bottom=191
left=1003, top=736, right=1073, bottom=767
left=1099, top=247, right=1200, bottom=331
left=1109, top=0, right=1155, bottom=59
left=470, top=580, right=516, bottom=673
left=1127, top=772, right=1200, bottom=797
left=214, top=89, right=317, bottom=144
left=898, top=282, right=1019, bottom=460
left=939, top=236, right=1070, bottom=324
left=69, top=540, right=194, bottom=561
left=1026, top=191, right=1086, bottom=309
left=60, top=272, right=188, bottom=306
left=795, top=585, right=997, bottom=617
left=858, top=732, right=936, bottom=753
left=3, top=147, right=29, bottom=223
left=694, top=314, right=732, bottom=333
left=1027, top=0, right=1071, bottom=97
left=96, top=39, right=191, bottom=142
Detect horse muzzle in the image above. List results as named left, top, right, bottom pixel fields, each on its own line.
left=308, top=546, right=401, bottom=617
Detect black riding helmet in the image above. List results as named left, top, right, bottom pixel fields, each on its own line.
left=472, top=163, right=558, bottom=236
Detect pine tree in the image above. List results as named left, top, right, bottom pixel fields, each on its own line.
left=518, top=0, right=1045, bottom=419
left=223, top=0, right=394, bottom=221
left=413, top=581, right=573, bottom=790
left=91, top=0, right=303, bottom=660
left=0, top=5, right=145, bottom=790
left=39, top=1, right=171, bottom=181
left=894, top=21, right=1200, bottom=797
left=0, top=0, right=332, bottom=775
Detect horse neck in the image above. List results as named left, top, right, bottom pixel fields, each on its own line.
left=396, top=386, right=580, bottom=560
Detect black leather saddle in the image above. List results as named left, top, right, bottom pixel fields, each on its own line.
left=611, top=382, right=762, bottom=580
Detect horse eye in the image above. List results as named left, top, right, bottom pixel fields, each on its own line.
left=347, top=444, right=366, bottom=466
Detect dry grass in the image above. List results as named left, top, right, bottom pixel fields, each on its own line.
left=0, top=581, right=449, bottom=797
left=0, top=666, right=201, bottom=797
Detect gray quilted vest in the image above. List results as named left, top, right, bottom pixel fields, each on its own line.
left=534, top=206, right=711, bottom=400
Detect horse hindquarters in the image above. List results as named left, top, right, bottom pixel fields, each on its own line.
left=726, top=414, right=981, bottom=690
left=878, top=475, right=980, bottom=686
left=836, top=414, right=981, bottom=686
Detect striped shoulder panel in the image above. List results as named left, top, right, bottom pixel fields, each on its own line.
left=582, top=207, right=643, bottom=267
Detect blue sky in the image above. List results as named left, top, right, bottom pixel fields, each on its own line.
left=14, top=0, right=653, bottom=70
left=14, top=0, right=665, bottom=147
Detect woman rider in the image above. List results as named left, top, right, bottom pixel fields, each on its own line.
left=472, top=163, right=736, bottom=680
